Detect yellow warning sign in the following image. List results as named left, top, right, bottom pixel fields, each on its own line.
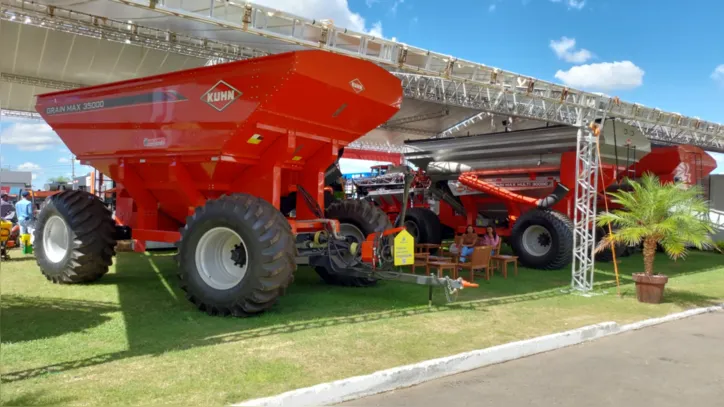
left=394, top=229, right=415, bottom=266
left=247, top=134, right=263, bottom=144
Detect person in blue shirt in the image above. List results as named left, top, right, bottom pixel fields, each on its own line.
left=15, top=191, right=33, bottom=235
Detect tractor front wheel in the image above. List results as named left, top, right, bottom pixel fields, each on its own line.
left=315, top=200, right=391, bottom=287
left=176, top=194, right=295, bottom=317
left=34, top=190, right=117, bottom=283
left=510, top=209, right=573, bottom=270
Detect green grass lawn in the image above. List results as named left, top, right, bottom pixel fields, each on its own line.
left=2, top=247, right=723, bottom=406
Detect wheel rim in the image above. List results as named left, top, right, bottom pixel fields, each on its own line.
left=521, top=225, right=552, bottom=257
left=339, top=223, right=366, bottom=262
left=403, top=220, right=419, bottom=240
left=194, top=227, right=248, bottom=290
left=43, top=215, right=70, bottom=263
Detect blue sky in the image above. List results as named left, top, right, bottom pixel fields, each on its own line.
left=1, top=0, right=723, bottom=185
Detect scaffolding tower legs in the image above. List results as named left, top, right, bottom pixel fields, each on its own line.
left=570, top=107, right=608, bottom=292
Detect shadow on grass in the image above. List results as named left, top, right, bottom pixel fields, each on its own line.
left=2, top=248, right=721, bottom=385
left=1, top=255, right=37, bottom=263
left=663, top=289, right=723, bottom=308
left=0, top=296, right=118, bottom=344
left=1, top=390, right=75, bottom=406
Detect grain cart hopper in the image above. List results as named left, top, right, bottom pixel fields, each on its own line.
left=33, top=50, right=477, bottom=317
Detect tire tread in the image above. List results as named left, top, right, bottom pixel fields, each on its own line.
left=176, top=194, right=296, bottom=317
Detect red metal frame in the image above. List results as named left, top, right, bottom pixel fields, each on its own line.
left=341, top=148, right=402, bottom=165
left=404, top=145, right=717, bottom=237
left=36, top=50, right=403, bottom=251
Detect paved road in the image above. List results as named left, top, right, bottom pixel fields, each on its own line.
left=339, top=312, right=724, bottom=407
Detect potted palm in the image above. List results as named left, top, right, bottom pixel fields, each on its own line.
left=596, top=173, right=715, bottom=304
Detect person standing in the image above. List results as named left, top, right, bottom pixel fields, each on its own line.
left=15, top=191, right=33, bottom=235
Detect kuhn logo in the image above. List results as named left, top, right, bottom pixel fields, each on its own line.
left=202, top=80, right=242, bottom=111
left=349, top=79, right=365, bottom=93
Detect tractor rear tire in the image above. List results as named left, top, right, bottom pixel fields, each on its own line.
left=315, top=199, right=391, bottom=287
left=402, top=207, right=442, bottom=246
left=510, top=209, right=573, bottom=270
left=176, top=194, right=296, bottom=317
left=34, top=190, right=117, bottom=283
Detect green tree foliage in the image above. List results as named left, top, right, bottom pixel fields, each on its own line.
left=47, top=176, right=71, bottom=183
left=596, top=173, right=716, bottom=275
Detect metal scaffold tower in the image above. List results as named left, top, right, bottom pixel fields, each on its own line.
left=571, top=112, right=605, bottom=292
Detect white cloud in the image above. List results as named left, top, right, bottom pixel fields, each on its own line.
left=550, top=36, right=593, bottom=63
left=0, top=121, right=62, bottom=151
left=554, top=61, right=645, bottom=91
left=58, top=157, right=70, bottom=163
left=368, top=21, right=383, bottom=38
left=18, top=162, right=42, bottom=171
left=31, top=174, right=38, bottom=180
left=550, top=0, right=586, bottom=9
left=712, top=65, right=724, bottom=84
left=389, top=0, right=404, bottom=16
left=253, top=0, right=384, bottom=37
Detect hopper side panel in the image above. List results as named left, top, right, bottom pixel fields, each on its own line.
left=35, top=52, right=298, bottom=159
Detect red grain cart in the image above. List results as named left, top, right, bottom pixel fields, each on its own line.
left=33, top=50, right=476, bottom=317
left=361, top=124, right=718, bottom=269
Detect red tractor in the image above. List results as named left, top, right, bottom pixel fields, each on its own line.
left=32, top=50, right=477, bottom=317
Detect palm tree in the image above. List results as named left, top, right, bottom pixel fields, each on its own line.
left=596, top=173, right=716, bottom=278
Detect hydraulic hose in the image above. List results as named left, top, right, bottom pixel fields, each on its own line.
left=457, top=172, right=570, bottom=209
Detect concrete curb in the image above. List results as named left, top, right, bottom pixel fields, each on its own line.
left=616, top=303, right=724, bottom=334
left=233, top=304, right=723, bottom=407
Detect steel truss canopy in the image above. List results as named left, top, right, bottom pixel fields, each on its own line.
left=1, top=0, right=723, bottom=154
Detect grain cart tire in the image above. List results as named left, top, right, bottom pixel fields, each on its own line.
left=510, top=209, right=573, bottom=270
left=34, top=190, right=117, bottom=284
left=176, top=194, right=296, bottom=317
left=316, top=200, right=391, bottom=287
left=225, top=194, right=294, bottom=294
left=401, top=207, right=442, bottom=246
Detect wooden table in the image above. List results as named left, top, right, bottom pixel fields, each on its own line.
left=428, top=260, right=458, bottom=279
left=492, top=255, right=518, bottom=278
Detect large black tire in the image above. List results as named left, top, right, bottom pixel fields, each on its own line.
left=176, top=194, right=296, bottom=317
left=510, top=209, right=573, bottom=270
left=402, top=207, right=442, bottom=246
left=34, top=190, right=116, bottom=283
left=315, top=199, right=391, bottom=287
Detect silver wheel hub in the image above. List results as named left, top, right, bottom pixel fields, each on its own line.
left=339, top=223, right=365, bottom=262
left=521, top=225, right=552, bottom=257
left=194, top=227, right=248, bottom=290
left=43, top=215, right=70, bottom=263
